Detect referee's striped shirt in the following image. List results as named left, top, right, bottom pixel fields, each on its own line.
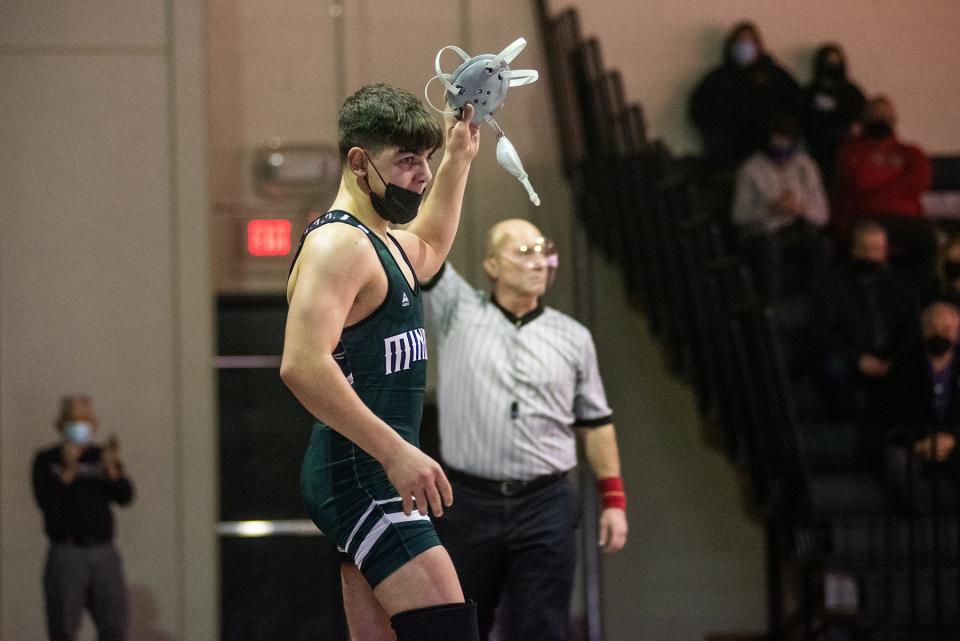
left=423, top=263, right=613, bottom=481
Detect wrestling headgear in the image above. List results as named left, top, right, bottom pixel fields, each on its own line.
left=426, top=37, right=541, bottom=206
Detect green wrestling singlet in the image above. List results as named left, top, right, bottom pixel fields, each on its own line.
left=290, top=210, right=439, bottom=588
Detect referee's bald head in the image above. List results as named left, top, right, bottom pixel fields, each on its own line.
left=484, top=219, right=543, bottom=258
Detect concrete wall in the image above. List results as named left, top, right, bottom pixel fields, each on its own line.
left=0, top=2, right=215, bottom=640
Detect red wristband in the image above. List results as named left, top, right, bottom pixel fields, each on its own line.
left=597, top=476, right=626, bottom=510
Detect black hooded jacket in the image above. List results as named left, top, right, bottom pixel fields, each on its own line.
left=689, top=47, right=802, bottom=171
left=802, top=47, right=866, bottom=183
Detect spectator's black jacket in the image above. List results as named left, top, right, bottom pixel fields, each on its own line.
left=802, top=75, right=866, bottom=185
left=802, top=77, right=866, bottom=139
left=689, top=53, right=803, bottom=171
left=881, top=348, right=960, bottom=442
left=810, top=262, right=920, bottom=365
left=32, top=444, right=134, bottom=544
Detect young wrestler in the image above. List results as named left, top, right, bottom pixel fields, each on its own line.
left=281, top=84, right=480, bottom=640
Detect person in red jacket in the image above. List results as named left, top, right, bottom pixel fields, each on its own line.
left=834, top=95, right=935, bottom=289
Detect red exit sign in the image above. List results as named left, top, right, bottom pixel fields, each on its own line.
left=247, top=219, right=292, bottom=256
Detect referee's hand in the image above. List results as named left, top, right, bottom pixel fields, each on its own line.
left=598, top=508, right=628, bottom=553
left=382, top=441, right=454, bottom=517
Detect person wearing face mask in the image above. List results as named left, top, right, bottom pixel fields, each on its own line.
left=881, top=302, right=960, bottom=510
left=689, top=21, right=803, bottom=173
left=731, top=115, right=830, bottom=299
left=933, top=235, right=960, bottom=306
left=282, top=84, right=482, bottom=641
left=833, top=95, right=935, bottom=290
left=31, top=394, right=134, bottom=641
left=421, top=219, right=628, bottom=641
left=802, top=44, right=867, bottom=192
left=810, top=221, right=919, bottom=424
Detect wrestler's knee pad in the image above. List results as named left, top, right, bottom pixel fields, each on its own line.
left=390, top=600, right=478, bottom=641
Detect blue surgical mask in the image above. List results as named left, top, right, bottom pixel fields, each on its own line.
left=766, top=143, right=796, bottom=163
left=733, top=41, right=758, bottom=67
left=63, top=421, right=92, bottom=445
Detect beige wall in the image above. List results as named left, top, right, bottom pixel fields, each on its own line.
left=0, top=2, right=215, bottom=641
left=569, top=0, right=960, bottom=156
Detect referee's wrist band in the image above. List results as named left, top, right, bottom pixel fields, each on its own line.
left=597, top=476, right=626, bottom=510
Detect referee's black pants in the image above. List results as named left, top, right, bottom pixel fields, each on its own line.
left=434, top=474, right=577, bottom=641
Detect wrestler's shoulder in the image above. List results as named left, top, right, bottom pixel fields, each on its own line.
left=299, top=222, right=377, bottom=267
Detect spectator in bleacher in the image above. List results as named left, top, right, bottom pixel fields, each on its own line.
left=882, top=301, right=960, bottom=510
left=689, top=21, right=803, bottom=173
left=802, top=44, right=866, bottom=193
left=810, top=221, right=919, bottom=422
left=833, top=95, right=935, bottom=290
left=731, top=115, right=830, bottom=299
left=933, top=235, right=960, bottom=306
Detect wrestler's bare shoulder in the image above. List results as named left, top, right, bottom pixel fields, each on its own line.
left=287, top=222, right=378, bottom=302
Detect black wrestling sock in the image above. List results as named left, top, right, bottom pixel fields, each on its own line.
left=390, top=600, right=478, bottom=641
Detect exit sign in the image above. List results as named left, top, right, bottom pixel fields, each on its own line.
left=247, top=219, right=292, bottom=256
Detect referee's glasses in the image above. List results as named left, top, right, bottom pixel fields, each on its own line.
left=500, top=236, right=559, bottom=288
left=501, top=237, right=558, bottom=270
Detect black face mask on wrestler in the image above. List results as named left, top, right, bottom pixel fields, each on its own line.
left=924, top=335, right=953, bottom=358
left=362, top=151, right=424, bottom=225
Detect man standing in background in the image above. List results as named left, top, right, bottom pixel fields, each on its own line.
left=33, top=394, right=134, bottom=641
left=424, top=218, right=629, bottom=641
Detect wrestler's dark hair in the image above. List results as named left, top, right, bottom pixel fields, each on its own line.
left=337, top=84, right=444, bottom=161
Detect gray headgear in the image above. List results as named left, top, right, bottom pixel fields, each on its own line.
left=426, top=38, right=541, bottom=206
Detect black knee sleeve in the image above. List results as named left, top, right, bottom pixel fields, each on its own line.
left=390, top=600, right=478, bottom=641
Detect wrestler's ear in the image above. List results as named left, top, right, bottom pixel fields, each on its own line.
left=346, top=147, right=367, bottom=177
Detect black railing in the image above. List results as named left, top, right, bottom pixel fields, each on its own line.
left=535, top=2, right=960, bottom=639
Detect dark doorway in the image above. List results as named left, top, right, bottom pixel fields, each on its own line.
left=217, top=295, right=348, bottom=641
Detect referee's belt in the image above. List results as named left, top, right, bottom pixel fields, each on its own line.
left=444, top=466, right=567, bottom=497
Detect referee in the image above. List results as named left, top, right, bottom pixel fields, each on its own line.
left=423, top=218, right=628, bottom=641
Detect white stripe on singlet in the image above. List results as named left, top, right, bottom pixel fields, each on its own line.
left=340, top=496, right=430, bottom=565
left=354, top=510, right=431, bottom=569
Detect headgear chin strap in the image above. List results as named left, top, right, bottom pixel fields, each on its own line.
left=426, top=37, right=541, bottom=206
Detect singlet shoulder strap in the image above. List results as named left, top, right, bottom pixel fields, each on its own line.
left=289, top=210, right=374, bottom=276
left=385, top=233, right=421, bottom=294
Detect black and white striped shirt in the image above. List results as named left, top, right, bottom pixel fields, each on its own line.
left=423, top=263, right=613, bottom=481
